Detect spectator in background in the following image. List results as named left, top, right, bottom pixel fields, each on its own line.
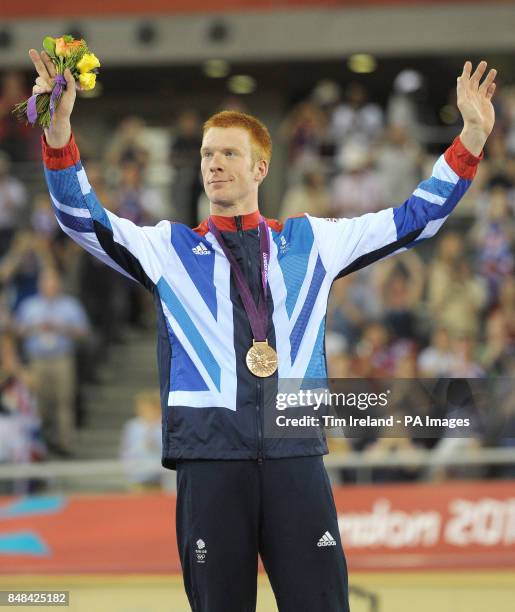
left=0, top=332, right=45, bottom=462
left=0, top=398, right=28, bottom=485
left=330, top=82, right=383, bottom=148
left=309, top=79, right=342, bottom=167
left=170, top=110, right=203, bottom=226
left=431, top=259, right=487, bottom=339
left=0, top=71, right=36, bottom=162
left=427, top=232, right=463, bottom=299
left=104, top=115, right=150, bottom=170
left=327, top=272, right=381, bottom=345
left=418, top=327, right=456, bottom=377
left=372, top=252, right=425, bottom=341
left=355, top=320, right=395, bottom=378
left=448, top=333, right=485, bottom=378
left=0, top=289, right=12, bottom=332
left=0, top=332, right=46, bottom=494
left=427, top=379, right=484, bottom=481
left=480, top=306, right=515, bottom=376
left=484, top=276, right=515, bottom=363
left=325, top=332, right=353, bottom=379
left=331, top=142, right=384, bottom=217
left=71, top=160, right=126, bottom=330
left=16, top=267, right=89, bottom=457
left=0, top=230, right=54, bottom=310
left=483, top=133, right=513, bottom=188
left=355, top=319, right=421, bottom=379
left=427, top=233, right=487, bottom=338
left=115, top=160, right=165, bottom=225
left=0, top=151, right=28, bottom=256
left=386, top=69, right=426, bottom=138
left=30, top=192, right=59, bottom=241
left=120, top=390, right=164, bottom=489
left=495, top=383, right=515, bottom=478
left=374, top=124, right=424, bottom=207
left=77, top=252, right=129, bottom=352
left=279, top=166, right=330, bottom=219
left=358, top=350, right=427, bottom=482
left=83, top=160, right=116, bottom=210
left=502, top=85, right=515, bottom=156
left=324, top=333, right=353, bottom=461
left=111, top=160, right=162, bottom=330
left=279, top=100, right=328, bottom=183
left=469, top=185, right=514, bottom=306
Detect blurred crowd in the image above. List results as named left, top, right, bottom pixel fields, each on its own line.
left=279, top=74, right=515, bottom=480
left=0, top=66, right=514, bottom=486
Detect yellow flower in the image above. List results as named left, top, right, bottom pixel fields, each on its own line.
left=76, top=53, right=100, bottom=74
left=79, top=73, right=96, bottom=91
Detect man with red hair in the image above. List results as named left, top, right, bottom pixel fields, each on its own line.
left=31, top=48, right=496, bottom=612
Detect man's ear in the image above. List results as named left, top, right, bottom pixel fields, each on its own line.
left=254, top=159, right=269, bottom=185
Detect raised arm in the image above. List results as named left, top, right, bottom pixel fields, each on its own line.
left=308, top=60, right=497, bottom=281
left=30, top=49, right=170, bottom=290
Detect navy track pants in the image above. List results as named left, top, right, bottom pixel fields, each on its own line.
left=176, top=456, right=349, bottom=612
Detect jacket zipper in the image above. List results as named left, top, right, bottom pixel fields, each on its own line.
left=235, top=215, right=264, bottom=464
left=256, top=378, right=263, bottom=464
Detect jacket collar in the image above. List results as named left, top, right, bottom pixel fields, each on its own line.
left=208, top=210, right=261, bottom=231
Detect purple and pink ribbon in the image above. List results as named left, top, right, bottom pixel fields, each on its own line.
left=26, top=73, right=67, bottom=125
left=208, top=216, right=271, bottom=342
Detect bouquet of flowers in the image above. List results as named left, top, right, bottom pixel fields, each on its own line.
left=13, top=35, right=100, bottom=129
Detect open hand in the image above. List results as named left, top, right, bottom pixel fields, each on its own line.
left=457, top=61, right=497, bottom=153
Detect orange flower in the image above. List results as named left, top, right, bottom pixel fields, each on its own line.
left=55, top=37, right=84, bottom=57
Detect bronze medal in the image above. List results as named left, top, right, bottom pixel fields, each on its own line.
left=246, top=340, right=278, bottom=377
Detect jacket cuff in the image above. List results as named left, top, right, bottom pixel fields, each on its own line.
left=42, top=133, right=80, bottom=170
left=444, top=136, right=483, bottom=181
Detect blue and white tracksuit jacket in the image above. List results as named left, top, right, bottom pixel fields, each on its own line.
left=43, top=134, right=481, bottom=468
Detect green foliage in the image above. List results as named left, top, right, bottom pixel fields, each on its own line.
left=42, top=37, right=56, bottom=58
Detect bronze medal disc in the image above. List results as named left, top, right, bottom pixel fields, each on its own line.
left=246, top=341, right=278, bottom=377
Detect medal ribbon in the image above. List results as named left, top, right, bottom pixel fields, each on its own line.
left=208, top=216, right=270, bottom=342
left=26, top=74, right=67, bottom=125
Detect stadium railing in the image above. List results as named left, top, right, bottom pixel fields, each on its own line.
left=0, top=447, right=514, bottom=491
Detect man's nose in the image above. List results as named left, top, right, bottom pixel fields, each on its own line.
left=208, top=152, right=224, bottom=171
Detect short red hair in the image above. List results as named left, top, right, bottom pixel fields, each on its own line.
left=203, top=110, right=272, bottom=164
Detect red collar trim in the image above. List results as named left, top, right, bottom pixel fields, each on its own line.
left=208, top=210, right=261, bottom=231
left=193, top=213, right=283, bottom=237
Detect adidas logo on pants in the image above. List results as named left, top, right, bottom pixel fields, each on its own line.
left=317, top=531, right=337, bottom=547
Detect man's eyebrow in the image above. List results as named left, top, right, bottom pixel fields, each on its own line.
left=200, top=146, right=242, bottom=153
